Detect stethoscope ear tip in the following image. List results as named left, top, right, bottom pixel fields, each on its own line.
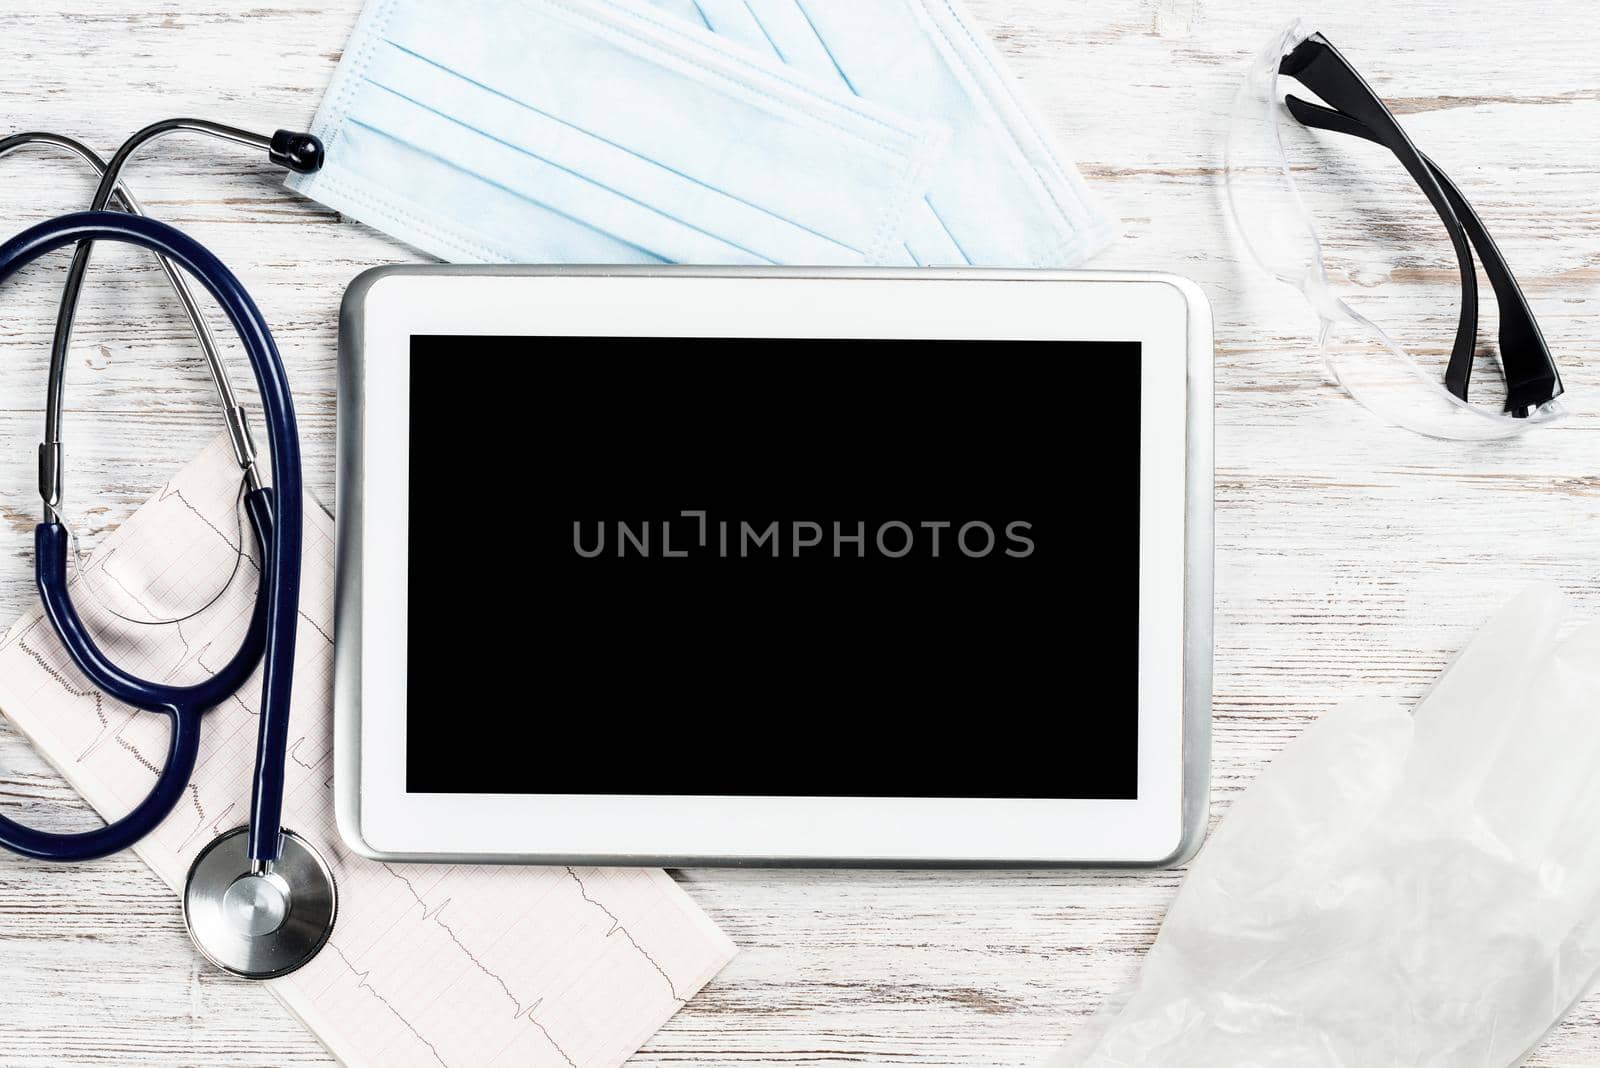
left=269, top=130, right=324, bottom=174
left=183, top=826, right=337, bottom=979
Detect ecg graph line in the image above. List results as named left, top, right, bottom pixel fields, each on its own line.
left=350, top=864, right=598, bottom=1067
left=179, top=783, right=236, bottom=850
left=331, top=924, right=582, bottom=1068
left=565, top=867, right=686, bottom=1003
left=288, top=736, right=328, bottom=770
left=83, top=480, right=255, bottom=630
left=298, top=609, right=333, bottom=645
left=379, top=862, right=686, bottom=1022
left=142, top=474, right=698, bottom=1032
left=14, top=625, right=108, bottom=761
left=0, top=436, right=734, bottom=1068
left=154, top=482, right=251, bottom=559
left=326, top=941, right=450, bottom=1068
left=530, top=1019, right=580, bottom=1068
left=383, top=864, right=529, bottom=1018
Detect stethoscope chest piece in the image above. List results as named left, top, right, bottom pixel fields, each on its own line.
left=183, top=827, right=337, bottom=979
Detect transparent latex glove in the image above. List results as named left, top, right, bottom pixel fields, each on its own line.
left=1051, top=585, right=1600, bottom=1068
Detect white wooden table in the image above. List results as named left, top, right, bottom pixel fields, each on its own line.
left=0, top=1, right=1595, bottom=1063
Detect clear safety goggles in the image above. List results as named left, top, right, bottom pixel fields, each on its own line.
left=1224, top=22, right=1564, bottom=440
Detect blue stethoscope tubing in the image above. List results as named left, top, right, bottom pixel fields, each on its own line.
left=0, top=210, right=301, bottom=869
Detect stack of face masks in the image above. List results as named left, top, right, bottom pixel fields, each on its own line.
left=290, top=0, right=1113, bottom=267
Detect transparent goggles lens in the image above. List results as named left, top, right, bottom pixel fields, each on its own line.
left=1224, top=21, right=1563, bottom=441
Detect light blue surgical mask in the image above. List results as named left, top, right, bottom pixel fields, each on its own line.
left=290, top=0, right=946, bottom=265
left=653, top=0, right=1115, bottom=267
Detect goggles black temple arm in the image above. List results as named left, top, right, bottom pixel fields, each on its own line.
left=1281, top=36, right=1485, bottom=402
left=1285, top=93, right=1561, bottom=412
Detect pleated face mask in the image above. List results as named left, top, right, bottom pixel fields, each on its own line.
left=648, top=0, right=1116, bottom=267
left=293, top=0, right=1112, bottom=267
left=290, top=0, right=946, bottom=265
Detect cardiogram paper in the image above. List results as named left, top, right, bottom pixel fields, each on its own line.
left=0, top=435, right=736, bottom=1068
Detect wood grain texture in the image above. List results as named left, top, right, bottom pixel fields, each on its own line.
left=0, top=0, right=1595, bottom=1064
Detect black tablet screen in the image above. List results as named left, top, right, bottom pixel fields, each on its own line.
left=405, top=335, right=1139, bottom=798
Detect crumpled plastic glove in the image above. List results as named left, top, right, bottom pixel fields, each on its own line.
left=1051, top=584, right=1600, bottom=1067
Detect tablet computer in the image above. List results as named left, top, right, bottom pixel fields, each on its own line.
left=334, top=267, right=1212, bottom=866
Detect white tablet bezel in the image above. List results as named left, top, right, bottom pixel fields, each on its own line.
left=336, top=267, right=1211, bottom=865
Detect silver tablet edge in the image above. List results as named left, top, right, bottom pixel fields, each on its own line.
left=333, top=267, right=379, bottom=861
left=333, top=265, right=1215, bottom=868
left=1161, top=272, right=1214, bottom=869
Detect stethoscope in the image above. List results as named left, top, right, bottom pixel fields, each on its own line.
left=0, top=120, right=336, bottom=979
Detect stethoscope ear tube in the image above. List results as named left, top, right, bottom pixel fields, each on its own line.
left=0, top=211, right=302, bottom=867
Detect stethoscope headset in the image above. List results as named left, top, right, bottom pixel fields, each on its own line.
left=0, top=119, right=336, bottom=978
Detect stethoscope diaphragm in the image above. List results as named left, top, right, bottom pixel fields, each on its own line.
left=183, top=826, right=337, bottom=980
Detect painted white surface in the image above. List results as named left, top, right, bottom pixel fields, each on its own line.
left=0, top=0, right=1594, bottom=1063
